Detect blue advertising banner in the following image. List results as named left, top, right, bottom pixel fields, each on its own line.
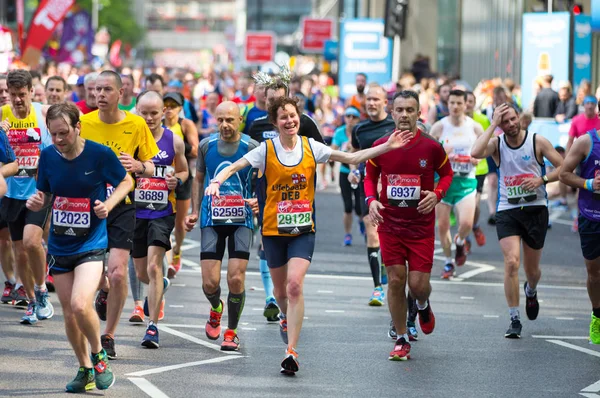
left=592, top=0, right=600, bottom=31
left=338, top=19, right=392, bottom=99
left=573, top=15, right=592, bottom=93
left=521, top=13, right=570, bottom=111
left=323, top=40, right=338, bottom=61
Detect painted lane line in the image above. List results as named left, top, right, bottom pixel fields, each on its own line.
left=128, top=377, right=170, bottom=398
left=483, top=315, right=499, bottom=318
left=180, top=257, right=199, bottom=268
left=546, top=340, right=600, bottom=359
left=579, top=393, right=600, bottom=397
left=433, top=248, right=444, bottom=254
left=177, top=269, right=588, bottom=290
left=126, top=356, right=244, bottom=377
left=250, top=286, right=265, bottom=291
left=161, top=323, right=205, bottom=329
left=461, top=296, right=474, bottom=300
left=434, top=255, right=495, bottom=280
left=532, top=335, right=589, bottom=339
left=241, top=327, right=257, bottom=331
left=556, top=317, right=575, bottom=320
left=581, top=379, right=600, bottom=393
left=317, top=290, right=333, bottom=294
left=171, top=284, right=186, bottom=287
left=159, top=325, right=240, bottom=355
left=168, top=305, right=184, bottom=308
left=325, top=310, right=345, bottom=313
left=252, top=308, right=263, bottom=311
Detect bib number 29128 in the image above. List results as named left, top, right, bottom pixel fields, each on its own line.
left=276, top=200, right=312, bottom=234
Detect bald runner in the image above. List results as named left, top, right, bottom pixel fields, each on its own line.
left=185, top=101, right=259, bottom=351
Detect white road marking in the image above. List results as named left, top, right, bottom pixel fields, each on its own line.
left=177, top=269, right=587, bottom=291
left=180, top=257, right=199, bottom=268
left=126, top=356, right=244, bottom=377
left=434, top=248, right=444, bottom=254
left=250, top=286, right=265, bottom=291
left=161, top=323, right=205, bottom=329
left=317, top=290, right=333, bottom=294
left=579, top=393, right=600, bottom=397
left=582, top=379, right=600, bottom=393
left=461, top=296, right=475, bottom=300
left=159, top=325, right=240, bottom=355
left=171, top=284, right=186, bottom=287
left=436, top=256, right=495, bottom=280
left=546, top=340, right=600, bottom=359
left=169, top=305, right=184, bottom=308
left=556, top=317, right=575, bottom=320
left=483, top=315, right=499, bottom=318
left=128, top=377, right=170, bottom=397
left=179, top=238, right=201, bottom=252
left=241, top=327, right=257, bottom=331
left=532, top=335, right=589, bottom=340
left=325, top=310, right=345, bottom=313
left=252, top=308, right=263, bottom=311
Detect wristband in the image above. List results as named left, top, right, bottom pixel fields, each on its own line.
left=365, top=195, right=376, bottom=207
left=136, top=162, right=146, bottom=176
left=585, top=178, right=595, bottom=191
left=210, top=179, right=221, bottom=186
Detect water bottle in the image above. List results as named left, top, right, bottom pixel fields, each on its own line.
left=350, top=169, right=361, bottom=190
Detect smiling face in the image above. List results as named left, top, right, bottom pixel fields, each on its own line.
left=276, top=104, right=300, bottom=137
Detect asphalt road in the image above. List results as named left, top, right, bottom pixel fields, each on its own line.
left=0, top=185, right=598, bottom=398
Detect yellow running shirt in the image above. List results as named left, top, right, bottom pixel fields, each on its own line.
left=261, top=136, right=316, bottom=237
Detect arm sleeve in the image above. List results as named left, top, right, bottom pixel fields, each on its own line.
left=300, top=114, right=325, bottom=144
left=137, top=122, right=160, bottom=161
left=0, top=131, right=15, bottom=163
left=308, top=139, right=332, bottom=163
left=102, top=147, right=128, bottom=188
left=434, top=144, right=453, bottom=201
left=36, top=151, right=50, bottom=192
left=364, top=158, right=381, bottom=207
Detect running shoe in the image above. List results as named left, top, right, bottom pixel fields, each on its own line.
left=1, top=281, right=14, bottom=304
left=343, top=233, right=352, bottom=246
left=473, top=226, right=486, bottom=246
left=92, top=349, right=115, bottom=390
left=264, top=297, right=280, bottom=322
left=381, top=265, right=388, bottom=285
left=141, top=324, right=159, bottom=349
left=143, top=277, right=171, bottom=317
left=590, top=314, right=600, bottom=344
left=524, top=282, right=539, bottom=320
left=407, top=321, right=419, bottom=341
left=464, top=236, right=472, bottom=255
left=167, top=253, right=181, bottom=279
left=505, top=318, right=522, bottom=339
left=572, top=217, right=579, bottom=233
left=101, top=334, right=117, bottom=359
left=65, top=367, right=95, bottom=393
left=441, top=263, right=455, bottom=279
left=129, top=305, right=145, bottom=323
left=14, top=286, right=28, bottom=307
left=280, top=348, right=299, bottom=375
left=95, top=289, right=108, bottom=321
left=418, top=300, right=435, bottom=335
left=279, top=316, right=288, bottom=344
left=389, top=337, right=411, bottom=361
left=388, top=320, right=397, bottom=340
left=35, top=289, right=54, bottom=320
left=46, top=274, right=55, bottom=293
left=454, top=235, right=467, bottom=266
left=221, top=329, right=240, bottom=351
left=206, top=300, right=223, bottom=340
left=20, top=301, right=38, bottom=325
left=368, top=286, right=385, bottom=306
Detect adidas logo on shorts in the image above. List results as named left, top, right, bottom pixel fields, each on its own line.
left=65, top=228, right=76, bottom=236
left=146, top=203, right=155, bottom=210
left=398, top=201, right=408, bottom=207
left=225, top=219, right=233, bottom=223
left=290, top=227, right=300, bottom=235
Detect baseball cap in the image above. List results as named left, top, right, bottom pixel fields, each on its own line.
left=76, top=75, right=85, bottom=86
left=344, top=106, right=361, bottom=118
left=583, top=95, right=598, bottom=104
left=163, top=92, right=183, bottom=106
left=167, top=79, right=183, bottom=89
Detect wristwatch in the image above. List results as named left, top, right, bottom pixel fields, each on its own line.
left=542, top=175, right=549, bottom=185
left=136, top=162, right=147, bottom=176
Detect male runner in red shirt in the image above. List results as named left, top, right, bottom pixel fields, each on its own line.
left=365, top=90, right=453, bottom=361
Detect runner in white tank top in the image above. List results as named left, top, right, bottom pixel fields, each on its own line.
left=430, top=90, right=483, bottom=279
left=471, top=103, right=564, bottom=339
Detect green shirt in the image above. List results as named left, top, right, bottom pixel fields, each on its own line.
left=472, top=112, right=490, bottom=175
left=118, top=98, right=136, bottom=112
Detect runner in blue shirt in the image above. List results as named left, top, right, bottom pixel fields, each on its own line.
left=27, top=102, right=132, bottom=393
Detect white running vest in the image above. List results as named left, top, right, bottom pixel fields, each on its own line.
left=439, top=116, right=478, bottom=179
left=497, top=131, right=547, bottom=212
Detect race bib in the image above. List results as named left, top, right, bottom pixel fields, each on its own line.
left=450, top=150, right=472, bottom=175
left=14, top=144, right=40, bottom=178
left=135, top=178, right=169, bottom=210
left=211, top=195, right=246, bottom=223
left=276, top=200, right=313, bottom=234
left=505, top=173, right=538, bottom=204
left=386, top=174, right=420, bottom=208
left=52, top=197, right=91, bottom=237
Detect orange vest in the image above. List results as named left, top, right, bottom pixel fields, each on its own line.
left=261, top=137, right=316, bottom=236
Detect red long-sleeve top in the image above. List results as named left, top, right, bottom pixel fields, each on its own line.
left=364, top=130, right=453, bottom=239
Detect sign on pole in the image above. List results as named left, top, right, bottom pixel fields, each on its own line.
left=244, top=31, right=276, bottom=64
left=301, top=18, right=334, bottom=53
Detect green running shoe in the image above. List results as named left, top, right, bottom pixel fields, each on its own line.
left=590, top=314, right=600, bottom=344
left=92, top=349, right=115, bottom=390
left=450, top=210, right=457, bottom=227
left=65, top=367, right=95, bottom=393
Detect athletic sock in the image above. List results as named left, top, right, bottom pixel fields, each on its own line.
left=407, top=294, right=418, bottom=322
left=7, top=276, right=16, bottom=285
left=398, top=333, right=409, bottom=342
left=259, top=258, right=274, bottom=299
left=416, top=300, right=428, bottom=311
left=227, top=291, right=246, bottom=330
left=367, top=247, right=381, bottom=287
left=445, top=257, right=453, bottom=264
left=15, top=283, right=23, bottom=290
left=525, top=283, right=537, bottom=297
left=455, top=236, right=465, bottom=246
left=509, top=307, right=520, bottom=320
left=593, top=308, right=600, bottom=318
left=34, top=284, right=47, bottom=293
left=203, top=286, right=222, bottom=310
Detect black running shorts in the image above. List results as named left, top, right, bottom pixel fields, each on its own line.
left=107, top=203, right=136, bottom=250
left=1, top=197, right=50, bottom=241
left=578, top=216, right=600, bottom=261
left=48, top=249, right=106, bottom=275
left=132, top=214, right=176, bottom=258
left=495, top=206, right=549, bottom=250
left=201, top=225, right=252, bottom=261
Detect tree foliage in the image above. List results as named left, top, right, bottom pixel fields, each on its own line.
left=76, top=0, right=144, bottom=46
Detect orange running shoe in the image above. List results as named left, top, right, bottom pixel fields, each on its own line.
left=473, top=226, right=486, bottom=247
left=167, top=253, right=181, bottom=279
left=158, top=299, right=165, bottom=321
left=280, top=348, right=299, bottom=374
left=221, top=329, right=240, bottom=351
left=129, top=305, right=144, bottom=323
left=205, top=300, right=223, bottom=340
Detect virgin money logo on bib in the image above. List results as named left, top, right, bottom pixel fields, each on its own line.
left=137, top=179, right=165, bottom=190
left=54, top=196, right=70, bottom=210
left=388, top=175, right=419, bottom=186
left=277, top=200, right=310, bottom=214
